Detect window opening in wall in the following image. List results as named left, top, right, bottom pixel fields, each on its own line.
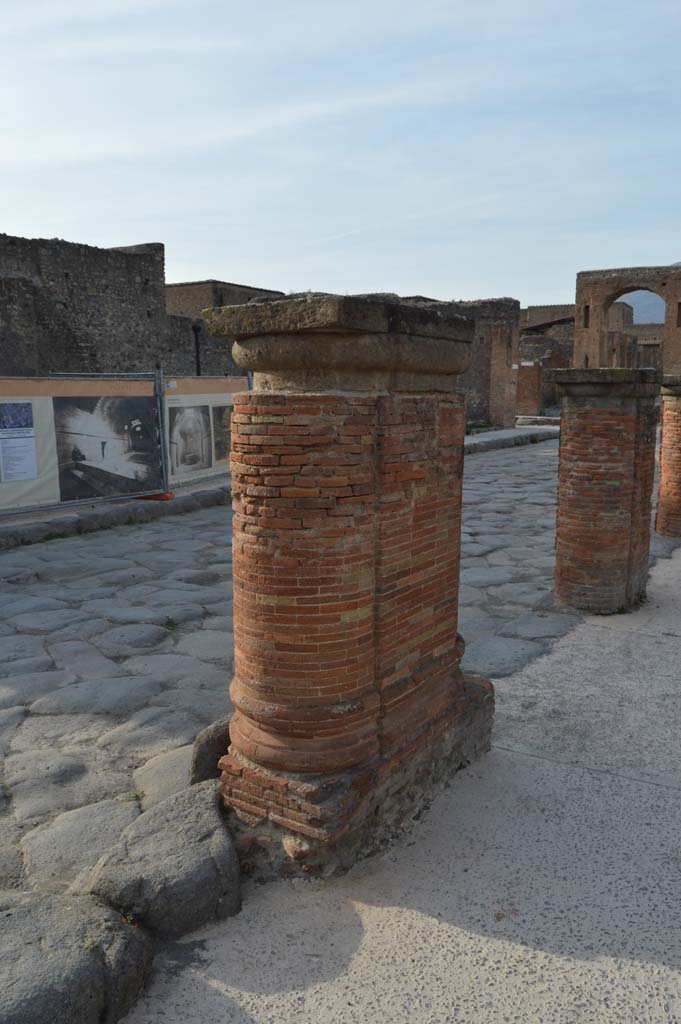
left=584, top=354, right=589, bottom=368
left=583, top=305, right=590, bottom=328
left=677, top=302, right=681, bottom=328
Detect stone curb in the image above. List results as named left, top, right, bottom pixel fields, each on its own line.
left=0, top=482, right=232, bottom=553
left=464, top=427, right=559, bottom=456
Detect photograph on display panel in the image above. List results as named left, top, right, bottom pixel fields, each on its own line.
left=168, top=405, right=213, bottom=475
left=53, top=396, right=163, bottom=502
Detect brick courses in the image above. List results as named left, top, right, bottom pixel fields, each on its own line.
left=656, top=376, right=681, bottom=537
left=516, top=361, right=543, bottom=416
left=546, top=369, right=660, bottom=613
left=207, top=293, right=495, bottom=873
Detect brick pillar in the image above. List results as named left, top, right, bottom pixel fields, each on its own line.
left=545, top=369, right=660, bottom=613
left=516, top=361, right=543, bottom=415
left=656, top=376, right=681, bottom=537
left=205, top=294, right=494, bottom=874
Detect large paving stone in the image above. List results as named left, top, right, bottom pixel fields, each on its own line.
left=150, top=686, right=230, bottom=723
left=30, top=674, right=165, bottom=716
left=47, top=618, right=112, bottom=643
left=93, top=623, right=172, bottom=658
left=0, top=818, right=23, bottom=887
left=0, top=655, right=54, bottom=678
left=92, top=603, right=204, bottom=626
left=79, top=781, right=241, bottom=938
left=168, top=568, right=222, bottom=585
left=0, top=890, right=152, bottom=1024
left=175, top=630, right=232, bottom=662
left=0, top=706, right=24, bottom=755
left=96, top=707, right=201, bottom=763
left=9, top=713, right=112, bottom=754
left=5, top=751, right=131, bottom=823
left=500, top=611, right=579, bottom=641
left=49, top=641, right=125, bottom=679
left=460, top=566, right=517, bottom=587
left=144, top=585, right=227, bottom=608
left=0, top=635, right=46, bottom=663
left=121, top=652, right=209, bottom=679
left=8, top=609, right=89, bottom=634
left=134, top=745, right=193, bottom=810
left=0, top=671, right=76, bottom=711
left=202, top=615, right=232, bottom=632
left=190, top=716, right=231, bottom=784
left=20, top=798, right=140, bottom=893
left=0, top=594, right=67, bottom=615
left=462, top=635, right=545, bottom=678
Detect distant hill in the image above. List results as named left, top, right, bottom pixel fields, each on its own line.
left=623, top=263, right=680, bottom=324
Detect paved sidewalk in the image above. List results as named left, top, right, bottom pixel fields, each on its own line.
left=125, top=519, right=681, bottom=1024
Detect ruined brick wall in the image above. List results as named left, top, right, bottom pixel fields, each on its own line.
left=449, top=298, right=519, bottom=426
left=166, top=280, right=284, bottom=319
left=516, top=362, right=543, bottom=415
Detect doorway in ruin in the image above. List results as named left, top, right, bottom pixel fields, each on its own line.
left=602, top=288, right=665, bottom=371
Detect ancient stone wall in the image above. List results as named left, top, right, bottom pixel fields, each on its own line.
left=0, top=233, right=279, bottom=378
left=448, top=298, right=519, bottom=426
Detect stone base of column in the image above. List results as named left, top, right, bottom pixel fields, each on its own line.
left=220, top=674, right=493, bottom=878
left=656, top=377, right=681, bottom=537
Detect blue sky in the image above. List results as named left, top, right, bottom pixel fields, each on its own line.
left=1, top=0, right=679, bottom=304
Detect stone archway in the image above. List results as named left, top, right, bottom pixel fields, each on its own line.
left=573, top=265, right=681, bottom=372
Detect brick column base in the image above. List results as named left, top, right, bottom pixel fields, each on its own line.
left=656, top=377, right=681, bottom=537
left=546, top=369, right=660, bottom=614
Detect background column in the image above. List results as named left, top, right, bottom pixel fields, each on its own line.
left=656, top=376, right=681, bottom=536
left=546, top=368, right=660, bottom=613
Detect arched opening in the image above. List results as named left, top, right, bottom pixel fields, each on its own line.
left=603, top=288, right=666, bottom=370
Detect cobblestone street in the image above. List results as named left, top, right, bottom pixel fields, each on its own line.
left=2, top=435, right=676, bottom=896
left=0, top=441, right=571, bottom=891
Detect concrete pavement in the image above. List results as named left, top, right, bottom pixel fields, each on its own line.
left=124, top=538, right=681, bottom=1024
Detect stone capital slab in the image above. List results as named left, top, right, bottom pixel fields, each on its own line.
left=204, top=293, right=474, bottom=392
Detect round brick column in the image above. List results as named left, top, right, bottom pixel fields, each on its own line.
left=656, top=376, right=681, bottom=537
left=205, top=294, right=495, bottom=872
left=546, top=369, right=660, bottom=613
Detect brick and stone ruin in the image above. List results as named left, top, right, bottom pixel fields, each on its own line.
left=204, top=292, right=495, bottom=874
left=0, top=232, right=283, bottom=378
left=547, top=368, right=660, bottom=612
